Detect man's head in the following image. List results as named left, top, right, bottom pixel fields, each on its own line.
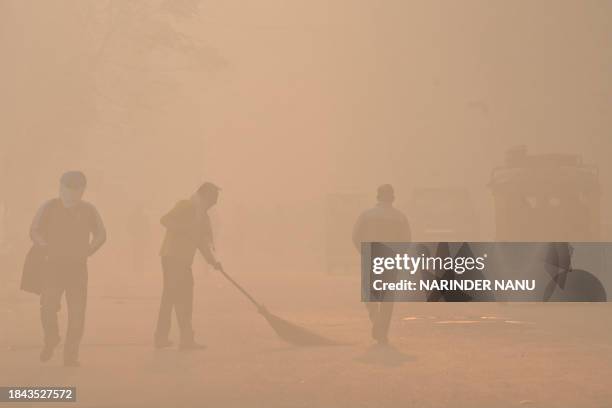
left=196, top=182, right=221, bottom=210
left=59, top=171, right=87, bottom=207
left=377, top=184, right=395, bottom=204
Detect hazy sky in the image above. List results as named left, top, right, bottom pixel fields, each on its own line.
left=1, top=0, right=611, bottom=263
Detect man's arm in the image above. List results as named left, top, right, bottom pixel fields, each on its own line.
left=196, top=213, right=220, bottom=269
left=198, top=242, right=221, bottom=270
left=402, top=214, right=412, bottom=242
left=352, top=213, right=365, bottom=251
left=89, top=205, right=107, bottom=256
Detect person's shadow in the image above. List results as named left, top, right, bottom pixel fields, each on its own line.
left=354, top=343, right=416, bottom=367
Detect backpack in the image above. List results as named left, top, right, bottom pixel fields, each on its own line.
left=20, top=199, right=58, bottom=295
left=20, top=245, right=46, bottom=295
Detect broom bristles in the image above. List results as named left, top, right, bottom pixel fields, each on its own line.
left=259, top=309, right=342, bottom=346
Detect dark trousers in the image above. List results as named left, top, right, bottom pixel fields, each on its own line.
left=40, top=259, right=88, bottom=361
left=365, top=302, right=395, bottom=343
left=155, top=257, right=194, bottom=344
left=366, top=264, right=396, bottom=343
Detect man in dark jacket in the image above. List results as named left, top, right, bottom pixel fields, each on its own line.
left=30, top=171, right=106, bottom=367
left=154, top=182, right=222, bottom=350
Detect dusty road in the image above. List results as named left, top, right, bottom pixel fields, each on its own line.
left=1, top=264, right=611, bottom=408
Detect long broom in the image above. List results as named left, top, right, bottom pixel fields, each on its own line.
left=217, top=266, right=340, bottom=346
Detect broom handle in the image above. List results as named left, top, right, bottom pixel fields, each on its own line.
left=217, top=266, right=262, bottom=310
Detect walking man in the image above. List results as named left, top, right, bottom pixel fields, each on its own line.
left=154, top=182, right=222, bottom=350
left=352, top=184, right=411, bottom=345
left=31, top=171, right=106, bottom=366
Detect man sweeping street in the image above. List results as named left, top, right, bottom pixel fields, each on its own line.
left=31, top=171, right=106, bottom=367
left=352, top=184, right=411, bottom=345
left=154, top=182, right=222, bottom=350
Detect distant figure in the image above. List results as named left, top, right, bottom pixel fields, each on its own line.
left=154, top=182, right=222, bottom=350
left=30, top=171, right=106, bottom=367
left=352, top=184, right=411, bottom=345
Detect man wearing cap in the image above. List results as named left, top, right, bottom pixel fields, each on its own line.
left=30, top=171, right=106, bottom=366
left=154, top=182, right=222, bottom=350
left=352, top=184, right=411, bottom=345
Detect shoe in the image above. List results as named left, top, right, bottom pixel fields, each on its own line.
left=154, top=339, right=173, bottom=349
left=63, top=359, right=80, bottom=367
left=40, top=339, right=60, bottom=362
left=178, top=341, right=206, bottom=351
